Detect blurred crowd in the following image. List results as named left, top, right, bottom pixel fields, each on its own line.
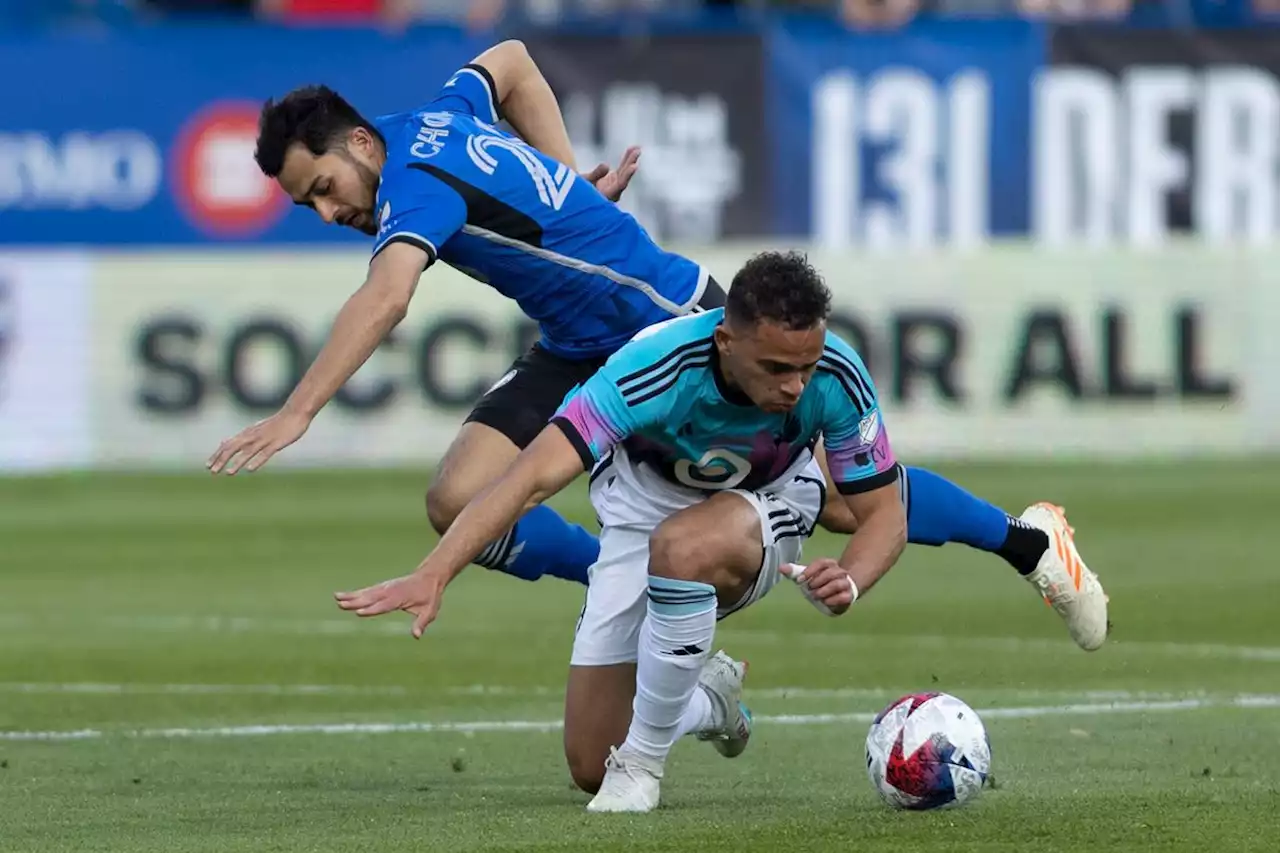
left=1, top=0, right=1275, bottom=31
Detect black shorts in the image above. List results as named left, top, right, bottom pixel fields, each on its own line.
left=465, top=277, right=727, bottom=449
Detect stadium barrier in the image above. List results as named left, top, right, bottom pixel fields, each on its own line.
left=1, top=244, right=1275, bottom=472
left=11, top=24, right=1280, bottom=250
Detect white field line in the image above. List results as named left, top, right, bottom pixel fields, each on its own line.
left=3, top=694, right=1278, bottom=743
left=1, top=614, right=1277, bottom=662
left=0, top=683, right=1265, bottom=702
left=0, top=682, right=414, bottom=697
left=720, top=630, right=1280, bottom=663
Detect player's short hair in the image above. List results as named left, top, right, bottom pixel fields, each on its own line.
left=254, top=85, right=383, bottom=177
left=725, top=251, right=832, bottom=331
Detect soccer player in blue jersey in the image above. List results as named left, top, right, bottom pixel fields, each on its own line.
left=337, top=252, right=913, bottom=811
left=207, top=40, right=1107, bottom=653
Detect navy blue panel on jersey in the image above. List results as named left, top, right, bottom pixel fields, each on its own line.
left=371, top=63, right=709, bottom=360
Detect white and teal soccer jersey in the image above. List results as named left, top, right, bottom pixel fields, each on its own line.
left=551, top=310, right=898, bottom=495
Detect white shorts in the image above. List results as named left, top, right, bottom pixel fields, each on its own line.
left=570, top=445, right=825, bottom=667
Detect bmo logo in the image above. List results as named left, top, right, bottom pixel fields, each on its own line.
left=171, top=101, right=288, bottom=237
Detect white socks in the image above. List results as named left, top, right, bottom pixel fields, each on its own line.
left=623, top=577, right=717, bottom=762
left=678, top=684, right=719, bottom=738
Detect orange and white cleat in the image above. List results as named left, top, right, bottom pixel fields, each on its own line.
left=1020, top=503, right=1110, bottom=652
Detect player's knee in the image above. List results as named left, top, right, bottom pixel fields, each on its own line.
left=647, top=524, right=710, bottom=582
left=424, top=481, right=465, bottom=535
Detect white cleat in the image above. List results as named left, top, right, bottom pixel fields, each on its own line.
left=1020, top=502, right=1110, bottom=652
left=585, top=747, right=663, bottom=814
left=695, top=650, right=753, bottom=758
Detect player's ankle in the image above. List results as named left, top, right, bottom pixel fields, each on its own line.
left=996, top=516, right=1049, bottom=576
left=616, top=741, right=667, bottom=773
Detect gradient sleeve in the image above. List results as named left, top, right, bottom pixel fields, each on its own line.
left=823, top=403, right=899, bottom=494
left=818, top=339, right=899, bottom=494
left=550, top=371, right=639, bottom=468
left=427, top=64, right=502, bottom=125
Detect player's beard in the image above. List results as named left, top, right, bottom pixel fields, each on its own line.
left=354, top=158, right=382, bottom=235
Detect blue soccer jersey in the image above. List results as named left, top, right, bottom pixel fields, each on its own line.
left=371, top=64, right=709, bottom=360
left=550, top=311, right=899, bottom=495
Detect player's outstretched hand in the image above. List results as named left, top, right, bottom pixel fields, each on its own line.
left=582, top=146, right=641, bottom=202
left=207, top=409, right=311, bottom=475
left=335, top=571, right=446, bottom=639
left=781, top=559, right=857, bottom=617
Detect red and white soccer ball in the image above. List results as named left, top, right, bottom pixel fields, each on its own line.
left=865, top=692, right=992, bottom=810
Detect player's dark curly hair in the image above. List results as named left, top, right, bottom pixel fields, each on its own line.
left=254, top=85, right=384, bottom=177
left=725, top=251, right=832, bottom=330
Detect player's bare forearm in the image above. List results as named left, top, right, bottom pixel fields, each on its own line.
left=418, top=426, right=587, bottom=584
left=282, top=244, right=423, bottom=419
left=281, top=282, right=403, bottom=418
left=473, top=40, right=577, bottom=169
left=814, top=440, right=861, bottom=534
left=418, top=474, right=540, bottom=586
left=836, top=480, right=907, bottom=598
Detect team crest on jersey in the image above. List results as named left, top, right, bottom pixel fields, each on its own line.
left=378, top=201, right=391, bottom=236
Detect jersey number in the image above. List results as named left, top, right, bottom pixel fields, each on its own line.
left=673, top=449, right=752, bottom=491
left=466, top=133, right=575, bottom=211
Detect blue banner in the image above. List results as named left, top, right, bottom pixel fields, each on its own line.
left=0, top=26, right=490, bottom=245
left=767, top=19, right=1045, bottom=246
left=0, top=20, right=1110, bottom=248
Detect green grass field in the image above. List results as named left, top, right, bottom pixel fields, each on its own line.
left=2, top=462, right=1278, bottom=852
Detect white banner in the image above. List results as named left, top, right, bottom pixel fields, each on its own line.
left=0, top=252, right=92, bottom=472
left=82, top=244, right=1278, bottom=468
left=733, top=244, right=1275, bottom=458
left=90, top=250, right=529, bottom=469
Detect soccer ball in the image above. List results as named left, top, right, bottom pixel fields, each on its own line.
left=865, top=692, right=991, bottom=810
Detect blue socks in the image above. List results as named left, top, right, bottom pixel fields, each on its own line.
left=902, top=465, right=1047, bottom=574
left=902, top=465, right=1008, bottom=550
left=470, top=467, right=1048, bottom=586
left=472, top=504, right=598, bottom=584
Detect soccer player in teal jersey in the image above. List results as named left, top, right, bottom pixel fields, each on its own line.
left=335, top=252, right=1103, bottom=812
left=209, top=41, right=1107, bottom=654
